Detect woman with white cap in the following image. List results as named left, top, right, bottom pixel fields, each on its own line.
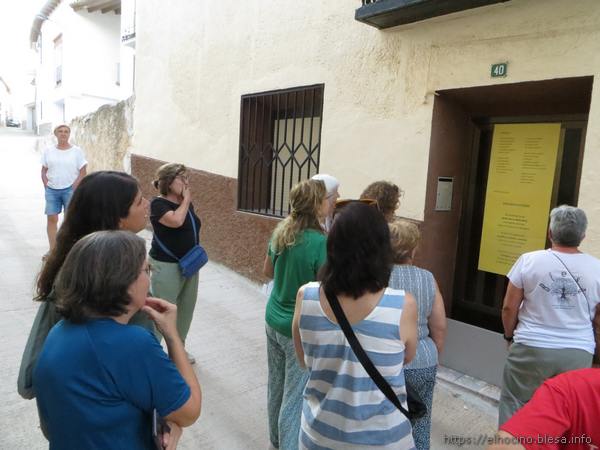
left=311, top=174, right=339, bottom=232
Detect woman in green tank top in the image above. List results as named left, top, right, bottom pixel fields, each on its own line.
left=263, top=179, right=329, bottom=450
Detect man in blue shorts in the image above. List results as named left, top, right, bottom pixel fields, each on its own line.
left=41, top=124, right=87, bottom=254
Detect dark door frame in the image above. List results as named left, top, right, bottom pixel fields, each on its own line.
left=452, top=116, right=588, bottom=331
left=417, top=76, right=594, bottom=329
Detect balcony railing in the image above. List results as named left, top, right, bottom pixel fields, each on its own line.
left=356, top=0, right=511, bottom=29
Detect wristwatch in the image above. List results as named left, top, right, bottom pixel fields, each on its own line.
left=503, top=334, right=514, bottom=342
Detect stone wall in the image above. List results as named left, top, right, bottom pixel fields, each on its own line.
left=35, top=96, right=134, bottom=173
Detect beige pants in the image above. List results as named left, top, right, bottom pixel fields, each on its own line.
left=498, top=343, right=592, bottom=425
left=149, top=256, right=199, bottom=343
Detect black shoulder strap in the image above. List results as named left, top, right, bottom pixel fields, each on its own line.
left=323, top=287, right=411, bottom=418
left=550, top=251, right=593, bottom=318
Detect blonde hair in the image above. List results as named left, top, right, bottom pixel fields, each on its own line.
left=53, top=124, right=70, bottom=135
left=389, top=219, right=420, bottom=264
left=152, top=163, right=186, bottom=196
left=271, top=179, right=326, bottom=253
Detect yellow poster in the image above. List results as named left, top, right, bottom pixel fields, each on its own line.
left=478, top=123, right=561, bottom=275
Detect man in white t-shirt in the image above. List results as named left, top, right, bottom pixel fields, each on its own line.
left=498, top=205, right=600, bottom=425
left=41, top=124, right=87, bottom=253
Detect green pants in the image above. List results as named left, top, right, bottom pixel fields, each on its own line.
left=149, top=257, right=199, bottom=343
left=266, top=324, right=308, bottom=450
left=498, top=343, right=592, bottom=425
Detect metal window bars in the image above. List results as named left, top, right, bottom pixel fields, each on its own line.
left=238, top=84, right=324, bottom=217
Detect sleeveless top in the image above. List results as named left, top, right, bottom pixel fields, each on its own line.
left=298, top=282, right=415, bottom=449
left=389, top=265, right=438, bottom=369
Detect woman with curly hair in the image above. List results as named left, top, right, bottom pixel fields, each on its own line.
left=263, top=179, right=329, bottom=450
left=360, top=180, right=402, bottom=222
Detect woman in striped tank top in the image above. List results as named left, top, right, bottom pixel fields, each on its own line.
left=292, top=202, right=418, bottom=449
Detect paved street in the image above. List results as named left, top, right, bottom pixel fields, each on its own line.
left=0, top=127, right=498, bottom=449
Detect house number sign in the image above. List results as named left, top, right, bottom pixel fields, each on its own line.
left=491, top=62, right=508, bottom=78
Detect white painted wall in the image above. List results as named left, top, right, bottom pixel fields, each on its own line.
left=35, top=2, right=129, bottom=130
left=133, top=0, right=600, bottom=253
left=120, top=0, right=136, bottom=98
left=0, top=82, right=9, bottom=125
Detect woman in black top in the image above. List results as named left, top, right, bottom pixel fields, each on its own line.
left=150, top=163, right=201, bottom=363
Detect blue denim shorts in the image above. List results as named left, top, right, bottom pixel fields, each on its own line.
left=45, top=186, right=74, bottom=215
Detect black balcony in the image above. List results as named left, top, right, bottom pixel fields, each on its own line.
left=356, top=0, right=511, bottom=29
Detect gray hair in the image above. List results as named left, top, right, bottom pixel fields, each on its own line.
left=53, top=124, right=70, bottom=134
left=549, top=205, right=587, bottom=247
left=55, top=230, right=147, bottom=322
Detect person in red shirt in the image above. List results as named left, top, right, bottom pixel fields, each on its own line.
left=487, top=368, right=600, bottom=450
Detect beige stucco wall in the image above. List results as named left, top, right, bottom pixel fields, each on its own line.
left=133, top=0, right=600, bottom=251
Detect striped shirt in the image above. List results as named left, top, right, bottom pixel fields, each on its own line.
left=298, top=282, right=415, bottom=449
left=389, top=265, right=438, bottom=369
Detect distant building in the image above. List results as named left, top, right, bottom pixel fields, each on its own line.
left=30, top=0, right=134, bottom=134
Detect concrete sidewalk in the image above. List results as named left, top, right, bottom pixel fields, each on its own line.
left=0, top=128, right=498, bottom=450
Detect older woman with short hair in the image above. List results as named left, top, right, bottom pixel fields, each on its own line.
left=33, top=230, right=201, bottom=449
left=499, top=205, right=600, bottom=425
left=388, top=219, right=446, bottom=450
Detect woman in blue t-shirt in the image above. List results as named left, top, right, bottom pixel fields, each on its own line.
left=33, top=231, right=202, bottom=449
left=19, top=171, right=155, bottom=404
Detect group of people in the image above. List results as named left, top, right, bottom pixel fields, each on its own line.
left=263, top=175, right=447, bottom=450
left=262, top=177, right=600, bottom=450
left=18, top=124, right=600, bottom=449
left=19, top=125, right=205, bottom=449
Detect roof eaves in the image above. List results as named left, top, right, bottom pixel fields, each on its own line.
left=30, top=0, right=62, bottom=47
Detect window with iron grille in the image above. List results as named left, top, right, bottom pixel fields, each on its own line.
left=238, top=84, right=324, bottom=217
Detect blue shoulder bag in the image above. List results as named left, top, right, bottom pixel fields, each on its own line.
left=153, top=210, right=208, bottom=277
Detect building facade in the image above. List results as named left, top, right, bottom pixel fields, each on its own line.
left=131, top=0, right=600, bottom=385
left=31, top=0, right=134, bottom=134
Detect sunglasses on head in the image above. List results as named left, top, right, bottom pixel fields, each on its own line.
left=333, top=198, right=380, bottom=216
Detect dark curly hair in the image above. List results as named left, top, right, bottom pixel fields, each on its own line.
left=36, top=171, right=140, bottom=301
left=360, top=181, right=401, bottom=221
left=319, top=202, right=392, bottom=299
left=55, top=231, right=146, bottom=322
